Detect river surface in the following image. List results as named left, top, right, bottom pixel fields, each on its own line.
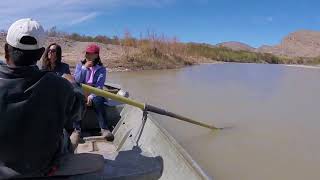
left=109, top=63, right=320, bottom=180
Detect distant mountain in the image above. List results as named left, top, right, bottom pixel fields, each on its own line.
left=216, top=41, right=256, bottom=52
left=257, top=30, right=320, bottom=57
left=216, top=31, right=320, bottom=58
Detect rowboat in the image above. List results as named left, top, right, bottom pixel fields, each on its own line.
left=66, top=83, right=211, bottom=179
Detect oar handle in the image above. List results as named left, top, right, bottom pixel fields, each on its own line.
left=81, top=84, right=145, bottom=109
left=145, top=104, right=221, bottom=130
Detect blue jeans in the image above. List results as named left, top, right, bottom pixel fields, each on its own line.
left=73, top=96, right=108, bottom=130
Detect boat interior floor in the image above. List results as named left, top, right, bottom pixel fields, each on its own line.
left=64, top=132, right=164, bottom=180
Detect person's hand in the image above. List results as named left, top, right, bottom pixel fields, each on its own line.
left=62, top=74, right=76, bottom=83
left=86, top=96, right=93, bottom=106
left=84, top=60, right=94, bottom=68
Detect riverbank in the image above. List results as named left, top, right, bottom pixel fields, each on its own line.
left=2, top=34, right=313, bottom=72
left=3, top=52, right=320, bottom=72
left=285, top=64, right=320, bottom=69
left=2, top=34, right=320, bottom=72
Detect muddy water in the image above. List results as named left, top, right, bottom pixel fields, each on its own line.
left=108, top=63, right=320, bottom=180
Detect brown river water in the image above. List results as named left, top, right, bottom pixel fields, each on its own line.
left=109, top=63, right=320, bottom=180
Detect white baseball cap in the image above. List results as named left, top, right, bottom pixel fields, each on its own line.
left=6, top=18, right=45, bottom=50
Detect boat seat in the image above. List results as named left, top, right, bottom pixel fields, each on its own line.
left=51, top=153, right=105, bottom=176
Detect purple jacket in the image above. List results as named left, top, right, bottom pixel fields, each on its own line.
left=74, top=63, right=107, bottom=99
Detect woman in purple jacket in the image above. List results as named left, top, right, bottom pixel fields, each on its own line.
left=73, top=44, right=114, bottom=141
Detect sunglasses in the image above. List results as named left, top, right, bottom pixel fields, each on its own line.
left=49, top=49, right=56, bottom=53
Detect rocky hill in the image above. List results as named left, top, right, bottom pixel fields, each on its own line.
left=217, top=41, right=256, bottom=52
left=257, top=30, right=320, bottom=57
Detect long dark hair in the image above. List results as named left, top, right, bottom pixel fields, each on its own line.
left=81, top=55, right=103, bottom=66
left=42, top=43, right=62, bottom=70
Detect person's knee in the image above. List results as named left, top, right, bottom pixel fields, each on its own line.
left=92, top=96, right=105, bottom=105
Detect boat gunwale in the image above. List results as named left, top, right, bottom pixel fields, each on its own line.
left=119, top=104, right=212, bottom=180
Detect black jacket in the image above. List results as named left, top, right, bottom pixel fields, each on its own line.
left=42, top=62, right=71, bottom=76
left=0, top=64, right=85, bottom=175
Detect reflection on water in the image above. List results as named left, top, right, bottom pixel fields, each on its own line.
left=109, top=63, right=320, bottom=180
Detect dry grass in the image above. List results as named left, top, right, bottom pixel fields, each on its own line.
left=118, top=30, right=196, bottom=70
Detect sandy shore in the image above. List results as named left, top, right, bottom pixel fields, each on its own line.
left=285, top=64, right=320, bottom=69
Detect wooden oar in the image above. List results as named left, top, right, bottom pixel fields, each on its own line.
left=81, top=84, right=222, bottom=130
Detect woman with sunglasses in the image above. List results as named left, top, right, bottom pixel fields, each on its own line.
left=73, top=44, right=114, bottom=141
left=41, top=43, right=71, bottom=76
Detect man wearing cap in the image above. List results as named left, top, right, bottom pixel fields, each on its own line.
left=0, top=18, right=86, bottom=177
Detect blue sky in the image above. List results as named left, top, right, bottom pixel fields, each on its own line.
left=1, top=0, right=320, bottom=47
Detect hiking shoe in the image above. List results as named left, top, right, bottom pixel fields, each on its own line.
left=101, top=129, right=114, bottom=142
left=70, top=129, right=81, bottom=150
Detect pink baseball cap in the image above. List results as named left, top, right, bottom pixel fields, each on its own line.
left=85, top=44, right=100, bottom=54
